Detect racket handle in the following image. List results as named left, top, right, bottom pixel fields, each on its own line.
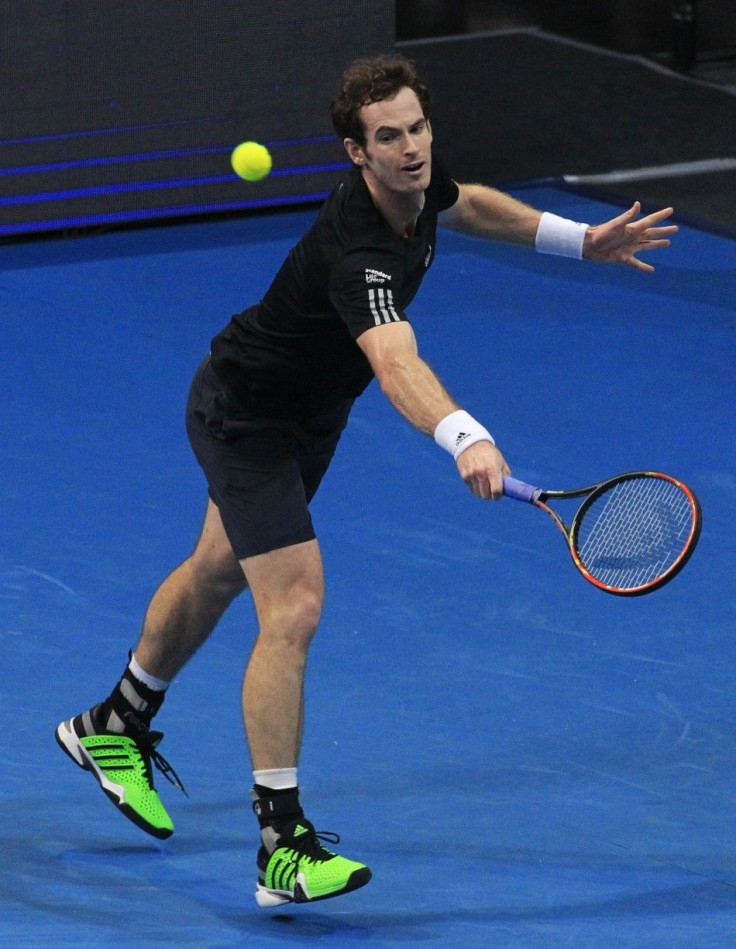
left=503, top=475, right=542, bottom=503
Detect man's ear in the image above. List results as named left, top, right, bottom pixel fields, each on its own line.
left=344, top=138, right=366, bottom=166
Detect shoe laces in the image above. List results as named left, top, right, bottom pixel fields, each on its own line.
left=287, top=820, right=340, bottom=863
left=89, top=702, right=188, bottom=798
left=136, top=730, right=188, bottom=798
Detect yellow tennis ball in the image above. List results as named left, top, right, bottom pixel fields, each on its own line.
left=231, top=141, right=272, bottom=181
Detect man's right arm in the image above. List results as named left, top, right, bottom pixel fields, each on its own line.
left=356, top=321, right=510, bottom=500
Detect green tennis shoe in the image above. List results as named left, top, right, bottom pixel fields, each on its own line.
left=255, top=817, right=371, bottom=906
left=55, top=708, right=185, bottom=840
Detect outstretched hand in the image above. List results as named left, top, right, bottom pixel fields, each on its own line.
left=583, top=202, right=677, bottom=273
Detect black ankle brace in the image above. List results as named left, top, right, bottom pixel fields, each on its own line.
left=100, top=660, right=166, bottom=736
left=251, top=787, right=303, bottom=831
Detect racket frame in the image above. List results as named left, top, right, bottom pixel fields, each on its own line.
left=504, top=471, right=702, bottom=596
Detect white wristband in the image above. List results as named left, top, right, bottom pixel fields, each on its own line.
left=434, top=410, right=494, bottom=461
left=535, top=211, right=588, bottom=259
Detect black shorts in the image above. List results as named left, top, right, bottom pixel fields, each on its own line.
left=185, top=356, right=352, bottom=559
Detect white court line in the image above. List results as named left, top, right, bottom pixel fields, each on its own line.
left=564, top=158, right=736, bottom=185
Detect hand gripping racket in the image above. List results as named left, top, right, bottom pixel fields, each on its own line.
left=502, top=471, right=701, bottom=596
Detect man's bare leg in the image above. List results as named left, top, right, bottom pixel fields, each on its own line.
left=240, top=539, right=324, bottom=770
left=135, top=499, right=247, bottom=680
left=240, top=539, right=371, bottom=905
left=55, top=498, right=248, bottom=838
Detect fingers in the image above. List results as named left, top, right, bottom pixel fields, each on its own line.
left=624, top=205, right=677, bottom=272
left=465, top=473, right=504, bottom=500
left=643, top=228, right=678, bottom=242
left=622, top=201, right=640, bottom=218
left=462, top=469, right=499, bottom=499
left=457, top=442, right=510, bottom=500
left=614, top=203, right=675, bottom=236
left=607, top=202, right=640, bottom=229
left=626, top=203, right=674, bottom=227
left=629, top=209, right=678, bottom=241
left=628, top=256, right=655, bottom=274
left=468, top=475, right=494, bottom=500
left=588, top=202, right=676, bottom=271
left=627, top=234, right=674, bottom=272
left=640, top=205, right=675, bottom=227
left=641, top=238, right=673, bottom=249
left=491, top=469, right=507, bottom=500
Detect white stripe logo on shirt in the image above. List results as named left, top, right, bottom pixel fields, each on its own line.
left=369, top=287, right=400, bottom=326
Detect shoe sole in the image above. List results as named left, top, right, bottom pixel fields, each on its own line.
left=255, top=865, right=372, bottom=907
left=55, top=720, right=173, bottom=840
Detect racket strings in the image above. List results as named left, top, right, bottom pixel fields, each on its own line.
left=574, top=477, right=695, bottom=591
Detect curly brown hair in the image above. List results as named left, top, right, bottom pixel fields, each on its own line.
left=329, top=54, right=431, bottom=146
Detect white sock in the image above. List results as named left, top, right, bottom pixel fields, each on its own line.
left=253, top=767, right=298, bottom=791
left=129, top=653, right=170, bottom=692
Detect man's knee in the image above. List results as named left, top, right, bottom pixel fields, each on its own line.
left=261, top=586, right=323, bottom=650
left=188, top=498, right=247, bottom=598
left=243, top=538, right=324, bottom=650
left=190, top=542, right=247, bottom=603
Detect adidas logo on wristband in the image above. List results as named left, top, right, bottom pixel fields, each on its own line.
left=435, top=410, right=495, bottom=461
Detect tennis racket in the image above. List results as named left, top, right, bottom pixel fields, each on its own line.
left=502, top=471, right=701, bottom=596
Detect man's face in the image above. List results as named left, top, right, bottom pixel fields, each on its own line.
left=347, top=86, right=433, bottom=198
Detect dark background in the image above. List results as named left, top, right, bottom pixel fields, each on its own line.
left=397, top=1, right=736, bottom=235
left=398, top=0, right=736, bottom=62
left=0, top=1, right=394, bottom=236
left=1, top=1, right=734, bottom=237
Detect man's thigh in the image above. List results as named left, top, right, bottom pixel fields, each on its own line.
left=185, top=357, right=350, bottom=559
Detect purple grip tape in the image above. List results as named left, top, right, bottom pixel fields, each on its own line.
left=502, top=476, right=542, bottom=503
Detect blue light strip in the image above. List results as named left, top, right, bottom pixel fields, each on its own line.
left=0, top=125, right=347, bottom=235
left=0, top=118, right=336, bottom=148
left=1, top=163, right=350, bottom=208
left=0, top=191, right=330, bottom=236
left=0, top=146, right=231, bottom=177
left=0, top=139, right=341, bottom=177
left=0, top=118, right=221, bottom=147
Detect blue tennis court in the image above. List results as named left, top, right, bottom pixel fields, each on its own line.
left=2, top=186, right=735, bottom=947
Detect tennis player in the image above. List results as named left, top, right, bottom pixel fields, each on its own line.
left=56, top=54, right=677, bottom=906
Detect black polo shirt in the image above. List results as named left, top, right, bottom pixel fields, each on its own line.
left=210, top=152, right=459, bottom=418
